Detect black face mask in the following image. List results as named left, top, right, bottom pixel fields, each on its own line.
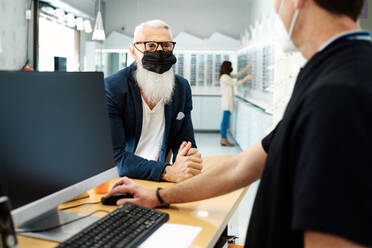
left=141, top=50, right=177, bottom=74
left=229, top=68, right=233, bottom=73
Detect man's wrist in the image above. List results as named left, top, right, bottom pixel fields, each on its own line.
left=156, top=187, right=169, bottom=208
left=161, top=164, right=172, bottom=181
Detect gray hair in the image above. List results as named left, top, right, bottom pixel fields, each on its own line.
left=133, top=19, right=173, bottom=41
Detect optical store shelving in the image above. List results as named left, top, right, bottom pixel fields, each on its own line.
left=173, top=51, right=236, bottom=94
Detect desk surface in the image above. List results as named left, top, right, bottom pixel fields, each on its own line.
left=17, top=156, right=248, bottom=248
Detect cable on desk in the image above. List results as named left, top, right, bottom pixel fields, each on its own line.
left=16, top=209, right=109, bottom=234
left=59, top=201, right=101, bottom=210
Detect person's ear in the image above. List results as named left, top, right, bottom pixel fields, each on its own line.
left=129, top=45, right=138, bottom=61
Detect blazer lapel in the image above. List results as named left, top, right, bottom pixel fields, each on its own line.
left=129, top=77, right=143, bottom=153
left=161, top=102, right=173, bottom=160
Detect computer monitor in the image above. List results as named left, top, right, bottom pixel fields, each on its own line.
left=0, top=71, right=117, bottom=242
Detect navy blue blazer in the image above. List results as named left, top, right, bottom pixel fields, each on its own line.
left=104, top=63, right=197, bottom=181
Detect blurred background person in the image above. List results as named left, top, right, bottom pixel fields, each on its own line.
left=219, top=61, right=252, bottom=146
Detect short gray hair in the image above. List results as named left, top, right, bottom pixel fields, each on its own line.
left=133, top=19, right=173, bottom=41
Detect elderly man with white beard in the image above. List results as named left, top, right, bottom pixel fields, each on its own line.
left=104, top=20, right=202, bottom=183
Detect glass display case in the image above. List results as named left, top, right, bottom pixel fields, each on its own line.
left=206, top=54, right=213, bottom=86
left=214, top=54, right=222, bottom=86
left=262, top=45, right=275, bottom=90
left=197, top=54, right=205, bottom=86
left=190, top=54, right=197, bottom=86
left=177, top=53, right=184, bottom=77
left=237, top=43, right=275, bottom=94
left=171, top=52, right=236, bottom=93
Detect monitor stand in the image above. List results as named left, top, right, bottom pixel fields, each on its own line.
left=16, top=208, right=100, bottom=242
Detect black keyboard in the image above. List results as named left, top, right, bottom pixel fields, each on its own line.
left=57, top=202, right=169, bottom=248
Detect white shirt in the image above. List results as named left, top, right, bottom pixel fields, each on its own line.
left=220, top=71, right=247, bottom=112
left=134, top=97, right=165, bottom=161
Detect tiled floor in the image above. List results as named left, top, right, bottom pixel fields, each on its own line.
left=194, top=132, right=242, bottom=157
left=194, top=131, right=259, bottom=245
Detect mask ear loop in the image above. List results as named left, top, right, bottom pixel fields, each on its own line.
left=278, top=0, right=286, bottom=13
left=280, top=0, right=303, bottom=38
left=288, top=9, right=300, bottom=37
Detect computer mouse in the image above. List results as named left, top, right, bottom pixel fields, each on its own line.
left=101, top=193, right=134, bottom=206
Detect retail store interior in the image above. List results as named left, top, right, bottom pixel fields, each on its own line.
left=1, top=0, right=372, bottom=247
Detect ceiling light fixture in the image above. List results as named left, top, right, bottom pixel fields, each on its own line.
left=84, top=20, right=92, bottom=33
left=75, top=17, right=84, bottom=30
left=92, top=0, right=105, bottom=41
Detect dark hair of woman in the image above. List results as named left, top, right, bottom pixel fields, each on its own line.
left=219, top=61, right=232, bottom=79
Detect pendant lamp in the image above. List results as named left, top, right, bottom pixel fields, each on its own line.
left=92, top=0, right=105, bottom=40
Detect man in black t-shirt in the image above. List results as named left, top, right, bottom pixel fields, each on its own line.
left=103, top=0, right=372, bottom=247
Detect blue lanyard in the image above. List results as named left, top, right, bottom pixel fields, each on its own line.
left=341, top=31, right=372, bottom=42
left=319, top=31, right=372, bottom=52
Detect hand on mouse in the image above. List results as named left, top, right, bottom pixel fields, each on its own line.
left=161, top=142, right=203, bottom=183
left=104, top=177, right=159, bottom=207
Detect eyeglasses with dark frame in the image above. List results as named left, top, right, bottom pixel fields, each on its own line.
left=134, top=41, right=177, bottom=53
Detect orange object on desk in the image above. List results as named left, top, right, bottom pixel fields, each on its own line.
left=94, top=181, right=111, bottom=194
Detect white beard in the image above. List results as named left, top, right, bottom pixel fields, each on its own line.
left=135, top=62, right=175, bottom=105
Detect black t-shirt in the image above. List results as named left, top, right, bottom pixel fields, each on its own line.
left=245, top=38, right=372, bottom=247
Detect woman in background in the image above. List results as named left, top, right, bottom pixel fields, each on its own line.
left=219, top=61, right=252, bottom=146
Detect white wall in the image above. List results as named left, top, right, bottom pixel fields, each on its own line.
left=360, top=0, right=372, bottom=31
left=104, top=0, right=260, bottom=40
left=0, top=0, right=29, bottom=70
left=247, top=0, right=275, bottom=26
